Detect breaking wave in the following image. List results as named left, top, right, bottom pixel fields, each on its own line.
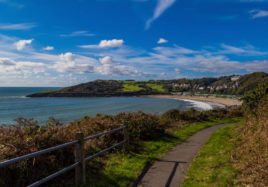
left=179, top=99, right=215, bottom=110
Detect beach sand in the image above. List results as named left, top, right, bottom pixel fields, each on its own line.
left=148, top=95, right=242, bottom=107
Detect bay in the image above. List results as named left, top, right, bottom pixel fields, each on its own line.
left=0, top=87, right=211, bottom=125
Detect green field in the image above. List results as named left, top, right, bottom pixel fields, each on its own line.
left=122, top=82, right=166, bottom=93
left=182, top=122, right=242, bottom=187
left=147, top=83, right=166, bottom=92
left=122, top=82, right=144, bottom=92
left=87, top=118, right=242, bottom=187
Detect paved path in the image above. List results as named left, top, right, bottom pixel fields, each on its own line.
left=134, top=124, right=229, bottom=187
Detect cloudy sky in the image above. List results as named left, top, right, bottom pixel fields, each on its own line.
left=0, top=0, right=268, bottom=86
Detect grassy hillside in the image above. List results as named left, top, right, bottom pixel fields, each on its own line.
left=28, top=72, right=268, bottom=97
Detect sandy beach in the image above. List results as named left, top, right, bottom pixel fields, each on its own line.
left=148, top=95, right=242, bottom=107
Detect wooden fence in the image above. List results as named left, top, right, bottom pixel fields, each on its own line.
left=0, top=125, right=129, bottom=186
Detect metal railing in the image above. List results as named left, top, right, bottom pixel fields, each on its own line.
left=0, top=125, right=129, bottom=187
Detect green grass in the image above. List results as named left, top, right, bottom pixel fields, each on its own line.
left=147, top=83, right=166, bottom=93
left=122, top=82, right=166, bottom=93
left=122, top=82, right=144, bottom=92
left=182, top=121, right=243, bottom=187
left=87, top=117, right=242, bottom=187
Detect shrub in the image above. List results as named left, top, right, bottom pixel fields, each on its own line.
left=115, top=112, right=164, bottom=141
left=242, top=82, right=268, bottom=115
left=160, top=109, right=182, bottom=125
left=0, top=106, right=241, bottom=186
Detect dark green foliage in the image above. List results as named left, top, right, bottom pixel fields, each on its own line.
left=242, top=82, right=268, bottom=114
left=63, top=80, right=123, bottom=95
left=236, top=72, right=268, bottom=95
left=161, top=108, right=242, bottom=124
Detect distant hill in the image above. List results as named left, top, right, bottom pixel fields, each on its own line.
left=28, top=72, right=268, bottom=97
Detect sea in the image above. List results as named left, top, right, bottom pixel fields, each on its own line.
left=0, top=87, right=222, bottom=125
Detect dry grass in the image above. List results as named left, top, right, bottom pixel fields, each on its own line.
left=232, top=96, right=268, bottom=186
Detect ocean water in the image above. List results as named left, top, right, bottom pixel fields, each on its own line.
left=0, top=87, right=216, bottom=125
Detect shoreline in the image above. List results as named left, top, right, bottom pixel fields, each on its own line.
left=147, top=95, right=242, bottom=107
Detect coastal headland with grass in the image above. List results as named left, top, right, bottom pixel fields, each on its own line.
left=3, top=72, right=265, bottom=125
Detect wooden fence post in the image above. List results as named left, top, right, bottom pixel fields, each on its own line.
left=123, top=124, right=129, bottom=152
left=74, top=132, right=86, bottom=186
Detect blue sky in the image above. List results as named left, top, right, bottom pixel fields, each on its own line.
left=0, top=0, right=268, bottom=86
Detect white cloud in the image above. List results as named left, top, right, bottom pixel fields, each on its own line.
left=1, top=33, right=268, bottom=86
left=154, top=46, right=197, bottom=55
left=59, top=52, right=74, bottom=62
left=99, top=39, right=124, bottom=48
left=14, top=39, right=33, bottom=50
left=0, top=57, right=47, bottom=74
left=0, top=23, right=35, bottom=30
left=43, top=46, right=54, bottom=51
left=99, top=56, right=113, bottom=64
left=157, top=38, right=168, bottom=44
left=249, top=9, right=268, bottom=19
left=244, top=60, right=268, bottom=72
left=60, top=30, right=95, bottom=37
left=220, top=44, right=267, bottom=55
left=53, top=61, right=94, bottom=73
left=79, top=39, right=124, bottom=49
left=146, top=0, right=176, bottom=29
left=97, top=55, right=142, bottom=76
left=0, top=57, right=15, bottom=66
left=54, top=52, right=97, bottom=73
left=96, top=64, right=141, bottom=76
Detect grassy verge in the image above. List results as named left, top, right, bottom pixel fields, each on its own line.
left=88, top=117, right=242, bottom=187
left=182, top=120, right=243, bottom=187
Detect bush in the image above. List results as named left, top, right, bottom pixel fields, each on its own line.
left=160, top=109, right=183, bottom=125
left=115, top=112, right=164, bottom=141
left=242, top=82, right=268, bottom=115
left=0, top=107, right=241, bottom=186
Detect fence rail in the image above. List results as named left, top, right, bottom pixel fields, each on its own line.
left=0, top=124, right=129, bottom=187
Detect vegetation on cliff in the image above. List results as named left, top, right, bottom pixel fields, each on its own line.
left=28, top=72, right=268, bottom=97
left=232, top=82, right=268, bottom=186
left=0, top=107, right=242, bottom=186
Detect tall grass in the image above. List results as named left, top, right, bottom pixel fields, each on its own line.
left=232, top=83, right=268, bottom=186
